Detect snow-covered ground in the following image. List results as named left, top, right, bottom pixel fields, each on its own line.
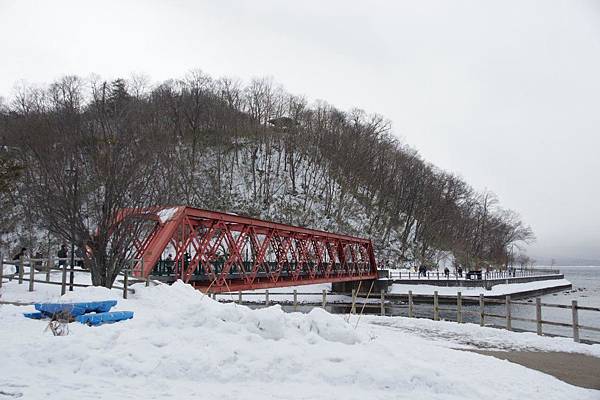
left=390, top=279, right=572, bottom=297
left=1, top=280, right=599, bottom=399
left=1, top=268, right=94, bottom=303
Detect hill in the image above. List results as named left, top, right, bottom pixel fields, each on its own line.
left=0, top=72, right=533, bottom=276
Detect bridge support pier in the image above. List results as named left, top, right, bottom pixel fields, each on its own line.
left=331, top=279, right=391, bottom=294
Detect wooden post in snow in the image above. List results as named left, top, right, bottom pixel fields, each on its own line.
left=433, top=291, right=439, bottom=321
left=536, top=298, right=542, bottom=336
left=408, top=290, right=414, bottom=318
left=61, top=262, right=67, bottom=295
left=505, top=295, right=512, bottom=331
left=572, top=300, right=580, bottom=343
left=28, top=258, right=35, bottom=292
left=18, top=256, right=24, bottom=284
left=293, top=289, right=298, bottom=311
left=123, top=270, right=129, bottom=299
left=457, top=292, right=462, bottom=323
left=479, top=294, right=485, bottom=326
left=46, top=256, right=51, bottom=282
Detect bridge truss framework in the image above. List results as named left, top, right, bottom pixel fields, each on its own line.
left=129, top=206, right=378, bottom=293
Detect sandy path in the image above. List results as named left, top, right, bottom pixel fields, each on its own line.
left=470, top=350, right=600, bottom=390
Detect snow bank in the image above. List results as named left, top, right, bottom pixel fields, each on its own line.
left=1, top=281, right=598, bottom=399
left=390, top=279, right=572, bottom=297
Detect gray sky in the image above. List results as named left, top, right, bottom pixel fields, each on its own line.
left=1, top=0, right=599, bottom=261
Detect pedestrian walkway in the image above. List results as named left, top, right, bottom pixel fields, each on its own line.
left=469, top=350, right=600, bottom=390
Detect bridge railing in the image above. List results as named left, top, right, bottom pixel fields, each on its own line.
left=383, top=268, right=560, bottom=281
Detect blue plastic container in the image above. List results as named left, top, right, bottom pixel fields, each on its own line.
left=75, top=311, right=134, bottom=326
left=34, top=300, right=117, bottom=317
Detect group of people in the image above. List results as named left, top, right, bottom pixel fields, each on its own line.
left=10, top=244, right=82, bottom=274
left=416, top=264, right=463, bottom=278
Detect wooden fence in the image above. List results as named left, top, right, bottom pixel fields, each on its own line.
left=213, top=289, right=600, bottom=343
left=0, top=256, right=145, bottom=300
left=2, top=256, right=597, bottom=343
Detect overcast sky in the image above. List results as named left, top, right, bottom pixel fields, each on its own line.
left=1, top=0, right=599, bottom=261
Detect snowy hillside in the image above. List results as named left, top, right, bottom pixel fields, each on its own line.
left=1, top=281, right=598, bottom=399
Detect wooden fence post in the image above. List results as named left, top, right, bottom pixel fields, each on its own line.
left=265, top=290, right=269, bottom=306
left=457, top=292, right=462, bottom=323
left=505, top=295, right=512, bottom=331
left=536, top=298, right=542, bottom=335
left=69, top=259, right=74, bottom=292
left=0, top=254, right=3, bottom=289
left=433, top=291, right=439, bottom=321
left=380, top=289, right=385, bottom=316
left=123, top=269, right=128, bottom=299
left=408, top=290, right=413, bottom=318
left=61, top=262, right=67, bottom=295
left=572, top=300, right=580, bottom=343
left=238, top=291, right=242, bottom=304
left=322, top=289, right=327, bottom=309
left=46, top=257, right=51, bottom=282
left=351, top=289, right=356, bottom=314
left=18, top=255, right=24, bottom=284
left=29, top=258, right=35, bottom=292
left=479, top=294, right=485, bottom=326
left=293, top=289, right=298, bottom=311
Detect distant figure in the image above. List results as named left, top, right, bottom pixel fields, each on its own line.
left=165, top=253, right=174, bottom=273
left=57, top=244, right=68, bottom=267
left=34, top=251, right=44, bottom=271
left=457, top=266, right=463, bottom=278
left=444, top=267, right=450, bottom=278
left=75, top=248, right=85, bottom=267
left=12, top=247, right=27, bottom=274
left=418, top=265, right=427, bottom=278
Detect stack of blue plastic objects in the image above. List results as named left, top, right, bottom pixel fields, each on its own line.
left=23, top=300, right=133, bottom=326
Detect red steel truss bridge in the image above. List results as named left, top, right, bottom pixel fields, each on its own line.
left=128, top=206, right=378, bottom=293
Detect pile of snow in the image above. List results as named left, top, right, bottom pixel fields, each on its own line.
left=390, top=279, right=572, bottom=297
left=1, top=281, right=598, bottom=399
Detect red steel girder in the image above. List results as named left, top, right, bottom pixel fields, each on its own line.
left=130, top=206, right=378, bottom=292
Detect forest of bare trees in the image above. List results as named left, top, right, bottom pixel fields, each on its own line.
left=0, top=71, right=534, bottom=286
